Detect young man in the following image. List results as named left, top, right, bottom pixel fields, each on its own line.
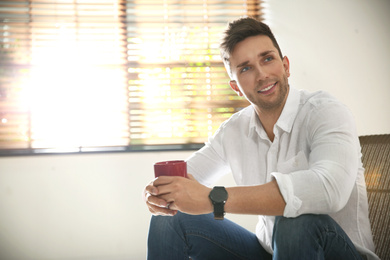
left=143, top=17, right=378, bottom=260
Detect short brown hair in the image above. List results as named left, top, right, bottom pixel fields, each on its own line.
left=220, top=17, right=283, bottom=77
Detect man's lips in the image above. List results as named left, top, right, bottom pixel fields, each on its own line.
left=258, top=82, right=277, bottom=94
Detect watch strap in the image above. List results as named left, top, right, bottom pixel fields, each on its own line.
left=213, top=202, right=225, bottom=220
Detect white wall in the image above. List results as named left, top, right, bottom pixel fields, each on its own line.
left=0, top=0, right=389, bottom=259
left=267, top=0, right=390, bottom=135
left=0, top=151, right=256, bottom=260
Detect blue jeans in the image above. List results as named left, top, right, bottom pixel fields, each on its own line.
left=147, top=212, right=363, bottom=260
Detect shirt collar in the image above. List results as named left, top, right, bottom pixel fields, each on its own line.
left=248, top=106, right=261, bottom=137
left=248, top=87, right=301, bottom=137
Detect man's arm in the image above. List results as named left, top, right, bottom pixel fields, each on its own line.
left=146, top=175, right=285, bottom=216
left=225, top=179, right=285, bottom=216
left=273, top=101, right=360, bottom=217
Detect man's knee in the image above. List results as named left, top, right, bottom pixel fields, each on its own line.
left=149, top=212, right=184, bottom=235
left=149, top=212, right=204, bottom=238
left=273, top=214, right=336, bottom=244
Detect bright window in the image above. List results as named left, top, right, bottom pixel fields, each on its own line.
left=0, top=0, right=263, bottom=155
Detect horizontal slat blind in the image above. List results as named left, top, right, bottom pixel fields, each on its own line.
left=126, top=0, right=258, bottom=145
left=0, top=0, right=262, bottom=154
left=0, top=0, right=129, bottom=152
left=0, top=0, right=30, bottom=150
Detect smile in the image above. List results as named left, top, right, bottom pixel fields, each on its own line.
left=258, top=82, right=276, bottom=93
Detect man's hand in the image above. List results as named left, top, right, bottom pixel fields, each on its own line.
left=143, top=174, right=213, bottom=216
left=143, top=178, right=177, bottom=216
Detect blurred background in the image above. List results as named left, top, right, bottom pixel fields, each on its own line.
left=0, top=0, right=389, bottom=259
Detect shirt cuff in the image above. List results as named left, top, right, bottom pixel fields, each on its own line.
left=271, top=172, right=302, bottom=218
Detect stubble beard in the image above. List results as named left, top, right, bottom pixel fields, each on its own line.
left=256, top=75, right=289, bottom=112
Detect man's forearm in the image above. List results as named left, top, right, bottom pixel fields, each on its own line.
left=224, top=179, right=286, bottom=216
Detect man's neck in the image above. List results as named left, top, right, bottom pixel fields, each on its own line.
left=254, top=95, right=288, bottom=142
left=256, top=109, right=281, bottom=142
left=254, top=87, right=290, bottom=142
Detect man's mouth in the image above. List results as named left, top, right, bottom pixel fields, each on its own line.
left=258, top=82, right=277, bottom=93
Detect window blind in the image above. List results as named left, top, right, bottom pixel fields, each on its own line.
left=0, top=0, right=263, bottom=155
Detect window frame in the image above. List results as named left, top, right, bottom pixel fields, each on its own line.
left=0, top=0, right=263, bottom=156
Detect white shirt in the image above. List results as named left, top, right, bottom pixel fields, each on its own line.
left=186, top=87, right=378, bottom=259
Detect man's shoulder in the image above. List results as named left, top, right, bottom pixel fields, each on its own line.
left=296, top=88, right=353, bottom=125
left=298, top=89, right=343, bottom=109
left=215, top=105, right=254, bottom=135
left=224, top=105, right=253, bottom=123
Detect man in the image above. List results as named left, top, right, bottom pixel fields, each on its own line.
left=143, top=17, right=378, bottom=260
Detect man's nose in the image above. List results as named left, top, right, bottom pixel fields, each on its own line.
left=254, top=64, right=267, bottom=81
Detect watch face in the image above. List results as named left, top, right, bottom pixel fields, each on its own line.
left=210, top=187, right=228, bottom=203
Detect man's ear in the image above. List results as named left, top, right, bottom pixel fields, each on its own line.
left=283, top=56, right=290, bottom=77
left=229, top=80, right=243, bottom=97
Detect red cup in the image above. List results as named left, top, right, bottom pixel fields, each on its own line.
left=154, top=160, right=187, bottom=178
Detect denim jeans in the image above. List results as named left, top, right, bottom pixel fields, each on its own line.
left=147, top=212, right=363, bottom=260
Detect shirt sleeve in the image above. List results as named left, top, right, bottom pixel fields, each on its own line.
left=272, top=100, right=361, bottom=218
left=186, top=125, right=231, bottom=187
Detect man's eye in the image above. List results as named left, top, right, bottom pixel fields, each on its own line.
left=265, top=56, right=274, bottom=62
left=241, top=66, right=250, bottom=73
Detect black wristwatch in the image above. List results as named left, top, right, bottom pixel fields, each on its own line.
left=209, top=186, right=228, bottom=220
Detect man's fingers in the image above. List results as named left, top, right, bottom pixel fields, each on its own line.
left=153, top=176, right=175, bottom=187
left=145, top=185, right=158, bottom=196
left=147, top=201, right=177, bottom=216
left=153, top=175, right=189, bottom=187
left=146, top=193, right=166, bottom=207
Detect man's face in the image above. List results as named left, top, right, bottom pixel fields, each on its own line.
left=228, top=35, right=290, bottom=114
